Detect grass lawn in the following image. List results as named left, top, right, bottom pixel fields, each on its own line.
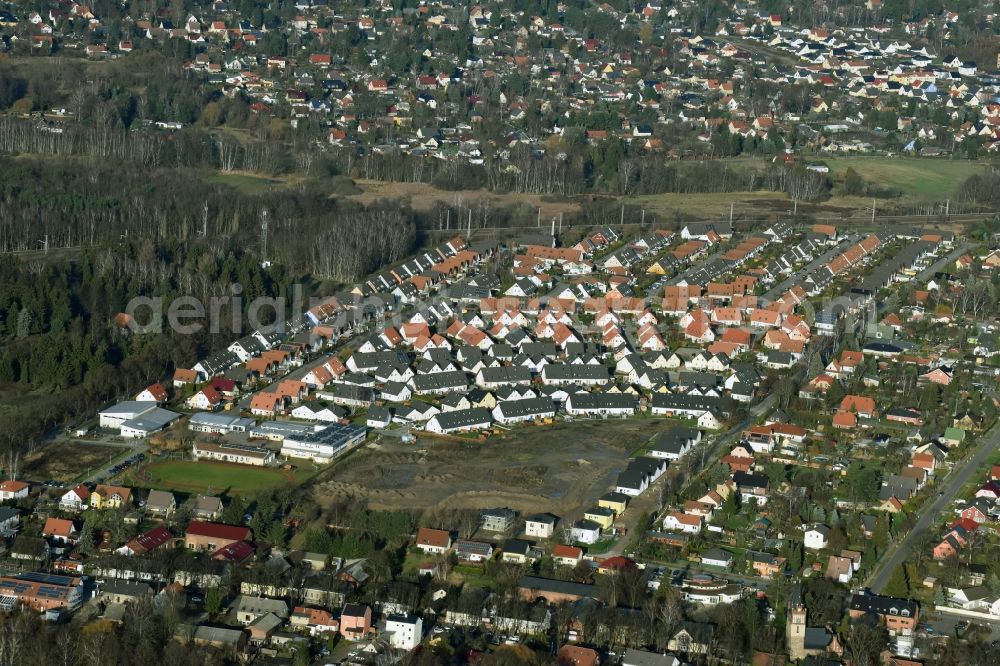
left=580, top=538, right=617, bottom=554
left=450, top=564, right=495, bottom=590
left=823, top=157, right=986, bottom=200
left=127, top=460, right=310, bottom=495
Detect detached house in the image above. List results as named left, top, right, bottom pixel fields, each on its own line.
left=662, top=512, right=702, bottom=534
left=187, top=387, right=223, bottom=411
left=91, top=485, right=131, bottom=510
left=0, top=480, right=29, bottom=501
left=60, top=485, right=90, bottom=511
left=415, top=527, right=452, bottom=554
left=42, top=518, right=78, bottom=544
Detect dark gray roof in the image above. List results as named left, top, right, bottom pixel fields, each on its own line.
left=323, top=383, right=374, bottom=403
left=651, top=393, right=724, bottom=412
left=543, top=364, right=610, bottom=381
left=518, top=576, right=596, bottom=599
left=701, top=548, right=733, bottom=563
left=494, top=398, right=555, bottom=418
left=568, top=392, right=636, bottom=410
left=848, top=592, right=918, bottom=618
left=804, top=627, right=832, bottom=650
left=102, top=579, right=153, bottom=597
left=502, top=538, right=533, bottom=556
left=455, top=539, right=493, bottom=557
left=479, top=366, right=532, bottom=383
left=413, top=370, right=469, bottom=392
left=733, top=471, right=769, bottom=490
left=432, top=407, right=491, bottom=429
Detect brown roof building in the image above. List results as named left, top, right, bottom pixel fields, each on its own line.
left=184, top=521, right=252, bottom=552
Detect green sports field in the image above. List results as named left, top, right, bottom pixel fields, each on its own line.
left=129, top=460, right=307, bottom=495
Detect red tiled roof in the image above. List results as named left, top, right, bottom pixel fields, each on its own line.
left=213, top=540, right=255, bottom=562
left=43, top=518, right=75, bottom=538
left=186, top=521, right=252, bottom=541
left=415, top=527, right=451, bottom=549
left=0, top=480, right=28, bottom=493
left=125, top=526, right=173, bottom=554
left=552, top=544, right=582, bottom=559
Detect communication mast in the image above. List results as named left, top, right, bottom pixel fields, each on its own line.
left=260, top=209, right=270, bottom=268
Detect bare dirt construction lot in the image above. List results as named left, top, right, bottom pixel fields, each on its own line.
left=312, top=419, right=656, bottom=519
left=21, top=440, right=119, bottom=483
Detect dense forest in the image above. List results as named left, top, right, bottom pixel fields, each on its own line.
left=0, top=241, right=308, bottom=453
left=0, top=156, right=416, bottom=278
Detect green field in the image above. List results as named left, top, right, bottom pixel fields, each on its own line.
left=129, top=460, right=308, bottom=495
left=823, top=157, right=987, bottom=200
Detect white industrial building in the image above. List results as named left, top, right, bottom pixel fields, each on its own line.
left=280, top=423, right=367, bottom=462
left=100, top=401, right=180, bottom=438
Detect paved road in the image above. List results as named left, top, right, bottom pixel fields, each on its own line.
left=867, top=421, right=1000, bottom=593
left=913, top=242, right=973, bottom=282
left=598, top=393, right=777, bottom=560
left=847, top=242, right=977, bottom=592
left=760, top=237, right=856, bottom=301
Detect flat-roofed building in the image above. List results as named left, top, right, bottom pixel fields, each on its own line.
left=189, top=413, right=255, bottom=434
left=280, top=423, right=367, bottom=462
left=193, top=441, right=275, bottom=466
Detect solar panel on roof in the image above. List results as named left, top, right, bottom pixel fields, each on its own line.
left=17, top=572, right=73, bottom=585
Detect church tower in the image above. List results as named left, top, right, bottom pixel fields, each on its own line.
left=786, top=585, right=808, bottom=661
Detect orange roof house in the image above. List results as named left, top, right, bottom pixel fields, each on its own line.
left=275, top=380, right=308, bottom=402
left=42, top=518, right=77, bottom=541
left=137, top=383, right=169, bottom=402
left=173, top=368, right=198, bottom=386
left=0, top=480, right=29, bottom=499
left=250, top=392, right=283, bottom=415
left=840, top=395, right=876, bottom=418
left=720, top=327, right=752, bottom=348
left=414, top=527, right=452, bottom=553
left=552, top=544, right=583, bottom=563
left=246, top=357, right=276, bottom=375
left=557, top=645, right=599, bottom=666
left=832, top=411, right=858, bottom=429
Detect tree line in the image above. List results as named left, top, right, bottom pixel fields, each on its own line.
left=0, top=156, right=415, bottom=279
left=0, top=241, right=309, bottom=457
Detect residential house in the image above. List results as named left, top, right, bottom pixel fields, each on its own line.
left=145, top=490, right=176, bottom=517
left=552, top=544, right=583, bottom=566
left=0, top=480, right=28, bottom=502
left=525, top=514, right=558, bottom=539
left=42, top=518, right=77, bottom=545
left=340, top=603, right=373, bottom=640
left=386, top=614, right=423, bottom=650
left=185, top=521, right=252, bottom=552
left=804, top=525, right=831, bottom=550
left=455, top=539, right=494, bottom=562
left=570, top=519, right=602, bottom=545
left=91, top=485, right=132, bottom=510
left=415, top=527, right=452, bottom=554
